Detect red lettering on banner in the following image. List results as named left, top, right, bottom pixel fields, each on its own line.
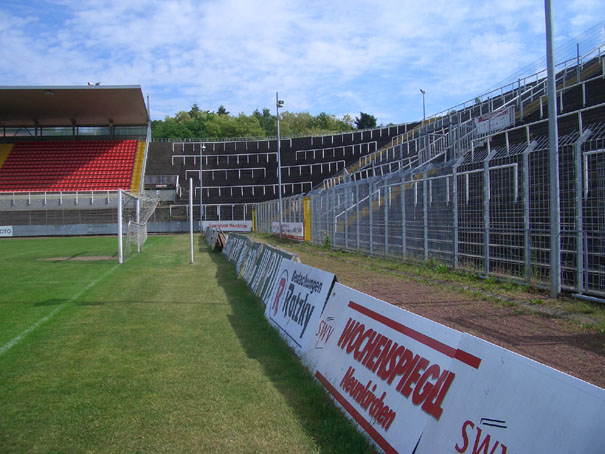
left=335, top=317, right=456, bottom=420
left=347, top=300, right=481, bottom=369
left=364, top=334, right=388, bottom=370
left=411, top=363, right=440, bottom=405
left=356, top=330, right=381, bottom=363
left=390, top=349, right=418, bottom=387
left=339, top=366, right=397, bottom=432
left=374, top=340, right=398, bottom=376
left=455, top=420, right=474, bottom=453
left=455, top=420, right=508, bottom=454
left=378, top=344, right=404, bottom=381
left=353, top=328, right=377, bottom=361
left=315, top=320, right=334, bottom=344
left=337, top=317, right=358, bottom=348
left=398, top=356, right=429, bottom=397
left=421, top=370, right=455, bottom=420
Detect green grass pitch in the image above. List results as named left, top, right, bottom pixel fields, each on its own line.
left=0, top=234, right=377, bottom=453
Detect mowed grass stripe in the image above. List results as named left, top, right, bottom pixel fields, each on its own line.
left=0, top=236, right=121, bottom=345
left=0, top=235, right=377, bottom=453
left=0, top=259, right=126, bottom=356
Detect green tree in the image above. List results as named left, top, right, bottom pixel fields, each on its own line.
left=151, top=105, right=359, bottom=139
left=354, top=112, right=377, bottom=130
left=252, top=108, right=276, bottom=136
left=341, top=114, right=354, bottom=128
left=188, top=103, right=201, bottom=117
left=279, top=111, right=315, bottom=136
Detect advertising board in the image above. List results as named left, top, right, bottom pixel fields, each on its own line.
left=265, top=260, right=335, bottom=356
left=306, top=283, right=479, bottom=454
left=202, top=221, right=252, bottom=232
left=271, top=222, right=304, bottom=240
left=0, top=226, right=13, bottom=237
left=240, top=241, right=263, bottom=283
left=415, top=333, right=605, bottom=454
left=234, top=236, right=254, bottom=276
left=248, top=245, right=299, bottom=305
left=474, top=106, right=514, bottom=136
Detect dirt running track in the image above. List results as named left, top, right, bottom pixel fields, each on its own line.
left=262, top=241, right=605, bottom=389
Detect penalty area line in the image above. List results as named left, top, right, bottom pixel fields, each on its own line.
left=0, top=263, right=121, bottom=357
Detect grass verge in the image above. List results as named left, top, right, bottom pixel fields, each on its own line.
left=249, top=233, right=605, bottom=334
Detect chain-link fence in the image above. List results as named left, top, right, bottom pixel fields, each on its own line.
left=256, top=126, right=605, bottom=298
left=254, top=194, right=305, bottom=234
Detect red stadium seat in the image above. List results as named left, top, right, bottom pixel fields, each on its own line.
left=0, top=140, right=138, bottom=192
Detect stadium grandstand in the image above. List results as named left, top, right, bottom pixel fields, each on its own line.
left=0, top=86, right=154, bottom=239
left=1, top=34, right=604, bottom=299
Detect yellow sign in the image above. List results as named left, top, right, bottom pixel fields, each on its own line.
left=303, top=197, right=312, bottom=242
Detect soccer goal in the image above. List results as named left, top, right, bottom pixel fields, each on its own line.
left=118, top=190, right=159, bottom=263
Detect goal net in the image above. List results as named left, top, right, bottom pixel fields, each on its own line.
left=118, top=190, right=159, bottom=263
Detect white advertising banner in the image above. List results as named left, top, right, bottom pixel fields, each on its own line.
left=0, top=226, right=13, bottom=237
left=241, top=242, right=264, bottom=284
left=271, top=222, right=304, bottom=240
left=415, top=333, right=605, bottom=454
left=306, top=283, right=481, bottom=454
left=235, top=237, right=253, bottom=276
left=265, top=260, right=336, bottom=357
left=202, top=220, right=252, bottom=232
left=474, top=106, right=514, bottom=136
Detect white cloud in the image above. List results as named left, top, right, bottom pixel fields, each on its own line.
left=1, top=1, right=604, bottom=124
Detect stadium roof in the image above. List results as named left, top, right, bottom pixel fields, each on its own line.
left=0, top=85, right=149, bottom=128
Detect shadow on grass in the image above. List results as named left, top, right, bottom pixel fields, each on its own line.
left=197, top=235, right=206, bottom=253
left=34, top=298, right=70, bottom=306
left=206, top=245, right=378, bottom=454
left=74, top=300, right=229, bottom=306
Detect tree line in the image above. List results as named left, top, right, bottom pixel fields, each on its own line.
left=151, top=104, right=378, bottom=139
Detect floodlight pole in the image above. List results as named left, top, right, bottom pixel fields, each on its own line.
left=276, top=92, right=284, bottom=238
left=420, top=89, right=426, bottom=122
left=199, top=144, right=205, bottom=232
left=545, top=0, right=560, bottom=298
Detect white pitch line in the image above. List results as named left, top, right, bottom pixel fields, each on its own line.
left=0, top=262, right=120, bottom=357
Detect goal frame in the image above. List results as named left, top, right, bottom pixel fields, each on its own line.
left=117, top=189, right=158, bottom=264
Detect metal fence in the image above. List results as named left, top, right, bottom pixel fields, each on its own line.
left=255, top=126, right=605, bottom=298
left=254, top=194, right=304, bottom=233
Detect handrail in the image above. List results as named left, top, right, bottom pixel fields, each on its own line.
left=426, top=43, right=604, bottom=123
left=340, top=63, right=605, bottom=182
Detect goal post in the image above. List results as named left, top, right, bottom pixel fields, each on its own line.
left=118, top=190, right=159, bottom=263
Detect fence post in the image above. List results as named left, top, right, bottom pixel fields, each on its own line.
left=423, top=172, right=428, bottom=261
left=369, top=180, right=374, bottom=255
left=345, top=186, right=349, bottom=250
left=401, top=172, right=407, bottom=259
left=523, top=141, right=536, bottom=282
left=384, top=179, right=389, bottom=257
left=356, top=183, right=360, bottom=250
left=575, top=130, right=592, bottom=292
left=545, top=0, right=560, bottom=298
left=452, top=157, right=464, bottom=269
left=484, top=147, right=497, bottom=276
left=331, top=189, right=336, bottom=247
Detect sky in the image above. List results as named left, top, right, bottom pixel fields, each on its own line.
left=1, top=0, right=604, bottom=125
